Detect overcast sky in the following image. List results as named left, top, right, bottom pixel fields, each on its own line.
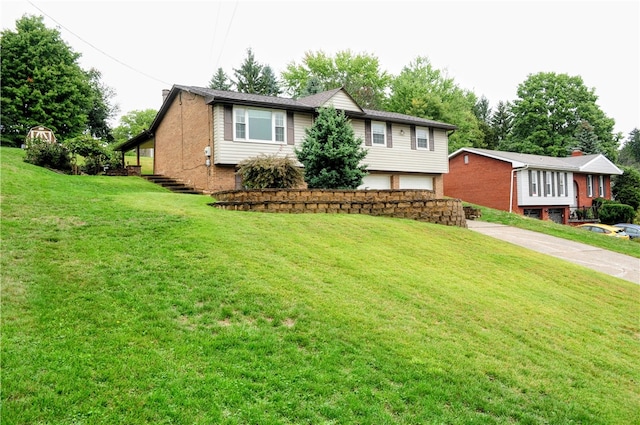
left=2, top=0, right=638, bottom=138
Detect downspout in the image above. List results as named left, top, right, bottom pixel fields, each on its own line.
left=510, top=165, right=528, bottom=213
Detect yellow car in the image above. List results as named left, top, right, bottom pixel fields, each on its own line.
left=576, top=223, right=630, bottom=240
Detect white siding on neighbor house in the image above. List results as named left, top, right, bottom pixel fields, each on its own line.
left=399, top=175, right=434, bottom=190
left=358, top=174, right=392, bottom=189
left=213, top=105, right=312, bottom=165
left=323, top=91, right=362, bottom=112
left=517, top=169, right=574, bottom=206
left=581, top=155, right=623, bottom=175
left=352, top=121, right=449, bottom=174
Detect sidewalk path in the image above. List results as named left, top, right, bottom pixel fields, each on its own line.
left=466, top=220, right=640, bottom=285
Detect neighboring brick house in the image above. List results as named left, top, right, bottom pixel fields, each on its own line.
left=444, top=148, right=623, bottom=224
left=116, top=85, right=457, bottom=196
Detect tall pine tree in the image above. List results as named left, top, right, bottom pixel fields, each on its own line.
left=209, top=67, right=233, bottom=91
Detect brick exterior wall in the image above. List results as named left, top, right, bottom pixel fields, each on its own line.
left=444, top=152, right=516, bottom=212
left=210, top=189, right=467, bottom=227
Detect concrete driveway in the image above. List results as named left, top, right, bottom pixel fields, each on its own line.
left=466, top=220, right=640, bottom=284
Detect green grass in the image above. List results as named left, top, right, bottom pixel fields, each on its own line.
left=2, top=147, right=639, bottom=424
left=123, top=154, right=153, bottom=174
left=469, top=204, right=640, bottom=258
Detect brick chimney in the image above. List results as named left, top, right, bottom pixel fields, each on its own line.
left=571, top=149, right=583, bottom=157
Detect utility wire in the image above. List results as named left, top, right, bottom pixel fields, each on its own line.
left=27, top=0, right=171, bottom=86
left=214, top=0, right=239, bottom=71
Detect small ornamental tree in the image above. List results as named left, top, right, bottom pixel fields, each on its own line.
left=295, top=106, right=368, bottom=189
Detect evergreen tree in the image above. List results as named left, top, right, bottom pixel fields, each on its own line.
left=1, top=15, right=101, bottom=146
left=233, top=48, right=264, bottom=94
left=472, top=95, right=495, bottom=149
left=491, top=101, right=513, bottom=148
left=612, top=167, right=640, bottom=211
left=295, top=106, right=368, bottom=189
left=574, top=121, right=602, bottom=154
left=208, top=67, right=233, bottom=91
left=259, top=65, right=281, bottom=96
left=618, top=128, right=640, bottom=168
left=300, top=76, right=324, bottom=97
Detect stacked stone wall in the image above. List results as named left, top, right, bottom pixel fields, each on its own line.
left=210, top=189, right=466, bottom=227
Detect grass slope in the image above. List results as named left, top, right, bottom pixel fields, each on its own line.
left=2, top=147, right=638, bottom=424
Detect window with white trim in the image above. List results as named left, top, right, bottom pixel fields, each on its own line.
left=587, top=175, right=594, bottom=197
left=557, top=172, right=566, bottom=196
left=598, top=175, right=605, bottom=197
left=530, top=170, right=538, bottom=196
left=372, top=122, right=386, bottom=145
left=234, top=107, right=286, bottom=143
left=416, top=128, right=428, bottom=149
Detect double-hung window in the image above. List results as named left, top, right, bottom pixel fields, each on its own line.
left=530, top=170, right=539, bottom=196
left=372, top=122, right=386, bottom=145
left=557, top=172, right=566, bottom=196
left=587, top=175, right=594, bottom=197
left=234, top=107, right=286, bottom=143
left=416, top=128, right=428, bottom=149
left=598, top=175, right=605, bottom=197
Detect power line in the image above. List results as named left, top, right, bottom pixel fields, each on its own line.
left=26, top=0, right=171, bottom=86
left=215, top=1, right=239, bottom=71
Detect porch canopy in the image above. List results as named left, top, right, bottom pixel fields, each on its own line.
left=113, top=130, right=153, bottom=167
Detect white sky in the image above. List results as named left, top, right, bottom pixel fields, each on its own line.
left=1, top=0, right=639, bottom=137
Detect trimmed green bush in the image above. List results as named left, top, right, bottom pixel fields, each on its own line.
left=236, top=154, right=304, bottom=189
left=598, top=202, right=636, bottom=224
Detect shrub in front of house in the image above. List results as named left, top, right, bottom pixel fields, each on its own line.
left=63, top=135, right=122, bottom=175
left=598, top=202, right=636, bottom=224
left=236, top=154, right=304, bottom=189
left=23, top=138, right=72, bottom=172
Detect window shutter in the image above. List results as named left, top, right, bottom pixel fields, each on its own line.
left=365, top=120, right=372, bottom=146
left=287, top=111, right=294, bottom=145
left=428, top=128, right=435, bottom=151
left=386, top=122, right=393, bottom=148
left=224, top=105, right=233, bottom=141
left=410, top=125, right=416, bottom=150
left=528, top=170, right=533, bottom=196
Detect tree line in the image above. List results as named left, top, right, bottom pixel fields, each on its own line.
left=2, top=15, right=639, bottom=179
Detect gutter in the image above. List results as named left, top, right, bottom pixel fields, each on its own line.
left=510, top=165, right=529, bottom=213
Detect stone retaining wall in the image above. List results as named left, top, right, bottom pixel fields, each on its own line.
left=210, top=189, right=467, bottom=227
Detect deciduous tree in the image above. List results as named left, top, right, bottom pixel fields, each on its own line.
left=502, top=72, right=617, bottom=158
left=111, top=109, right=157, bottom=145
left=1, top=15, right=114, bottom=146
left=385, top=56, right=482, bottom=152
left=282, top=50, right=390, bottom=109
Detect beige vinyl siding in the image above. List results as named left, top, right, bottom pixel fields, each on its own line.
left=214, top=105, right=311, bottom=165
left=352, top=120, right=449, bottom=173
left=323, top=91, right=362, bottom=112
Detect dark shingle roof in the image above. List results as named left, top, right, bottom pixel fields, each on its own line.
left=116, top=85, right=457, bottom=151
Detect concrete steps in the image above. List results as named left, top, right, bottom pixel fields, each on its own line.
left=142, top=174, right=204, bottom=195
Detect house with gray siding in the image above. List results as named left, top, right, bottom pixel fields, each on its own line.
left=117, top=85, right=457, bottom=195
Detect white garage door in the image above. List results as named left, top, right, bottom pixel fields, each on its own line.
left=358, top=174, right=391, bottom=189
left=399, top=175, right=433, bottom=190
